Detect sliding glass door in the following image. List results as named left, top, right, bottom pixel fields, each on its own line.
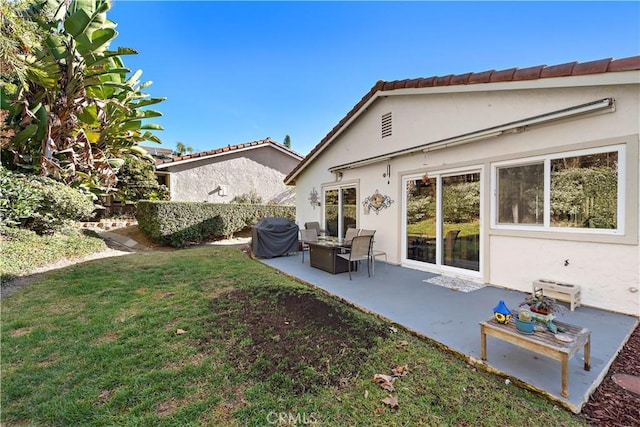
left=324, top=185, right=357, bottom=238
left=405, top=170, right=481, bottom=274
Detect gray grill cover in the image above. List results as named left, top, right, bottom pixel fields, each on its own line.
left=251, top=217, right=299, bottom=258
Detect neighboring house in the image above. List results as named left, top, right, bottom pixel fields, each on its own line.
left=143, top=146, right=174, bottom=160
left=157, top=138, right=303, bottom=204
left=285, top=56, right=640, bottom=316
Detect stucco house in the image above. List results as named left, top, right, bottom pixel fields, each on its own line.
left=285, top=56, right=640, bottom=316
left=156, top=138, right=303, bottom=205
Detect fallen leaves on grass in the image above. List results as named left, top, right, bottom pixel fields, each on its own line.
left=373, top=374, right=395, bottom=392
left=381, top=394, right=399, bottom=409
left=392, top=365, right=408, bottom=377
left=373, top=363, right=410, bottom=410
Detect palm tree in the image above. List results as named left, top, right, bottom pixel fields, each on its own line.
left=174, top=141, right=194, bottom=156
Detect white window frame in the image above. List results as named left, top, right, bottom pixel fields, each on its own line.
left=402, top=165, right=484, bottom=279
left=321, top=182, right=358, bottom=238
left=491, top=144, right=625, bottom=235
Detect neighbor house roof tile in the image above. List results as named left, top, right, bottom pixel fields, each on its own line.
left=158, top=137, right=303, bottom=167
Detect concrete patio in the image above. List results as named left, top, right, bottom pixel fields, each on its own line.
left=260, top=253, right=638, bottom=413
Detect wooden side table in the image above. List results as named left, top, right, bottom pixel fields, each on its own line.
left=480, top=317, right=591, bottom=397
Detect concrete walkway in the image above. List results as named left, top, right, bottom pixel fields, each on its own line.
left=260, top=253, right=638, bottom=413
left=98, top=230, right=145, bottom=252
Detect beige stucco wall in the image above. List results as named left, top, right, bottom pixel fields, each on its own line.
left=167, top=146, right=299, bottom=204
left=295, top=73, right=639, bottom=315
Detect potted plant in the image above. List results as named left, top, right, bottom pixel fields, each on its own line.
left=515, top=308, right=535, bottom=334
left=519, top=293, right=567, bottom=316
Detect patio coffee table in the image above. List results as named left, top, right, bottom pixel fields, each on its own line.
left=479, top=317, right=591, bottom=397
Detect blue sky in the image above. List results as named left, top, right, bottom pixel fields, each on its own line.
left=108, top=1, right=640, bottom=156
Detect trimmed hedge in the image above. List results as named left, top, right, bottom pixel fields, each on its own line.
left=136, top=201, right=295, bottom=247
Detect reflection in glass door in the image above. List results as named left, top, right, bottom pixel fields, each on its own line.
left=441, top=173, right=480, bottom=271
left=324, top=186, right=357, bottom=238
left=406, top=177, right=437, bottom=264
left=405, top=172, right=480, bottom=273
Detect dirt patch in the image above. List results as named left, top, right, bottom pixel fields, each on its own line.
left=94, top=332, right=120, bottom=344
left=581, top=323, right=640, bottom=426
left=10, top=327, right=33, bottom=337
left=202, top=287, right=388, bottom=395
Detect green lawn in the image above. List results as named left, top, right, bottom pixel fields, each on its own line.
left=1, top=246, right=586, bottom=426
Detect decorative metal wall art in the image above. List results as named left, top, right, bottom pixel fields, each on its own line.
left=308, top=187, right=320, bottom=209
left=362, top=190, right=393, bottom=215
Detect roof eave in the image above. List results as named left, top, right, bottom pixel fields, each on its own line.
left=284, top=59, right=640, bottom=185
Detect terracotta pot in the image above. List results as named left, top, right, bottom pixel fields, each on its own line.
left=530, top=307, right=551, bottom=315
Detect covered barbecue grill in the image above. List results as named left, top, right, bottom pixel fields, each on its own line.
left=251, top=217, right=299, bottom=258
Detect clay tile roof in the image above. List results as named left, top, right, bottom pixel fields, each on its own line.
left=513, top=64, right=546, bottom=81
left=489, top=68, right=517, bottom=82
left=417, top=76, right=437, bottom=88
left=573, top=58, right=613, bottom=75
left=159, top=137, right=303, bottom=166
left=284, top=56, right=640, bottom=184
left=540, top=61, right=577, bottom=78
left=608, top=55, right=640, bottom=71
left=434, top=74, right=454, bottom=86
left=468, top=70, right=496, bottom=84
left=450, top=72, right=473, bottom=85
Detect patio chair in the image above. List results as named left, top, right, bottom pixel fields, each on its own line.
left=344, top=227, right=358, bottom=244
left=358, top=229, right=387, bottom=275
left=444, top=229, right=460, bottom=265
left=299, top=229, right=318, bottom=264
left=304, top=221, right=324, bottom=236
left=336, top=235, right=373, bottom=280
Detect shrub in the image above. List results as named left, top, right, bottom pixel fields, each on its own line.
left=0, top=225, right=106, bottom=282
left=231, top=190, right=263, bottom=204
left=0, top=167, right=95, bottom=234
left=137, top=200, right=295, bottom=247
left=114, top=157, right=170, bottom=203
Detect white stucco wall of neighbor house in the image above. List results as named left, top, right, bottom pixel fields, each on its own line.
left=169, top=147, right=299, bottom=204
left=296, top=72, right=639, bottom=315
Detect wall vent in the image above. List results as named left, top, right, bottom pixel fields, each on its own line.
left=381, top=112, right=392, bottom=138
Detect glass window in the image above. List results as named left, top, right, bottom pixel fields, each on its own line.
left=406, top=177, right=437, bottom=263
left=494, top=146, right=622, bottom=232
left=497, top=163, right=544, bottom=225
left=442, top=173, right=480, bottom=271
left=550, top=152, right=618, bottom=229
left=323, top=186, right=357, bottom=237
left=324, top=189, right=338, bottom=236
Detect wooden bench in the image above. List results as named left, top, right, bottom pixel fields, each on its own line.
left=533, top=279, right=581, bottom=311
left=480, top=317, right=591, bottom=398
